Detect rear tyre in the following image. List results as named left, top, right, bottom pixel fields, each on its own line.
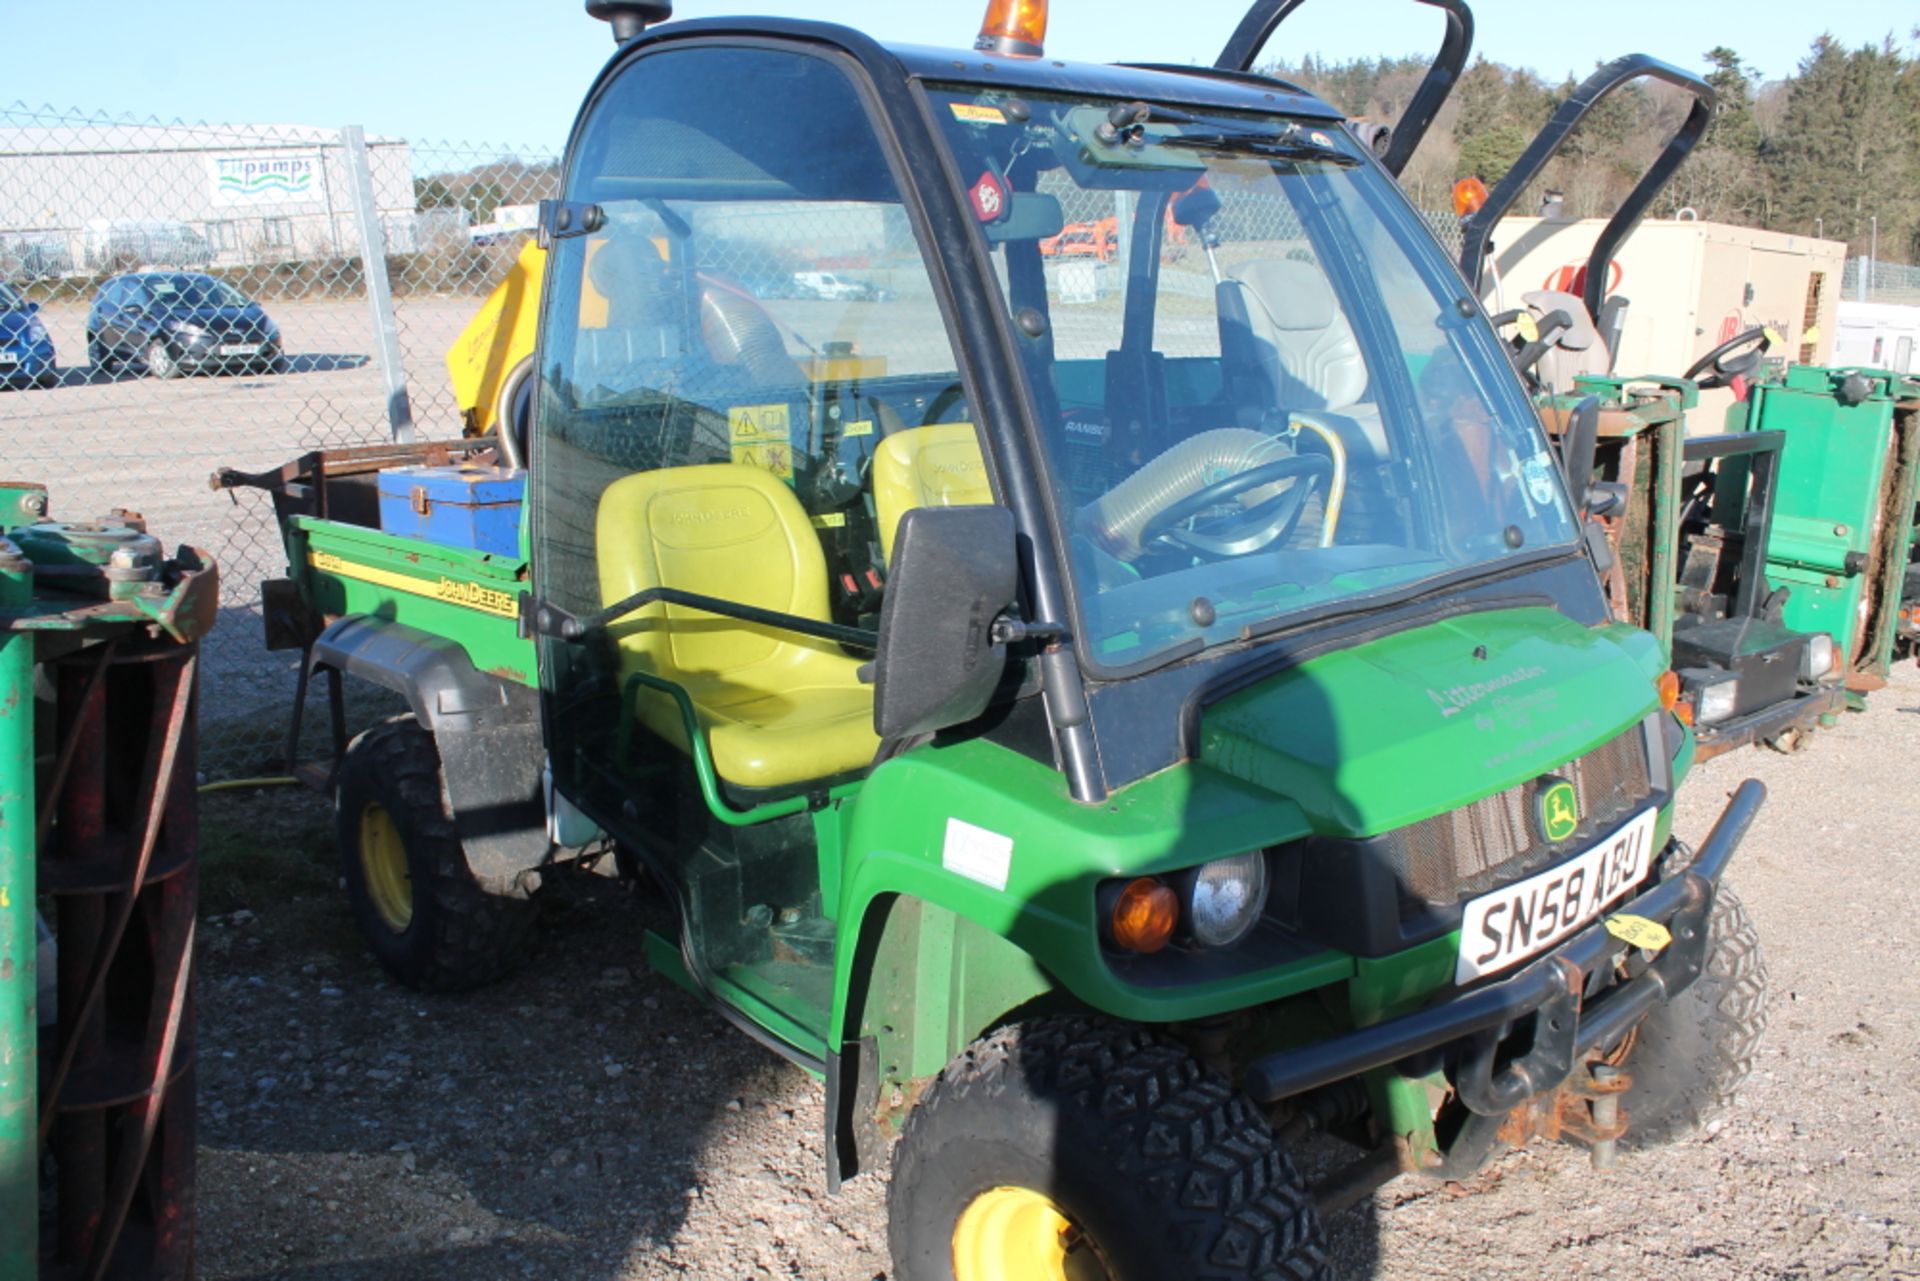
left=888, top=1017, right=1330, bottom=1281
left=334, top=715, right=538, bottom=992
left=86, top=334, right=112, bottom=372
left=1619, top=883, right=1768, bottom=1149
left=145, top=338, right=180, bottom=379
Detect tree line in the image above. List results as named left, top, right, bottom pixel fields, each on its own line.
left=1263, top=30, right=1920, bottom=263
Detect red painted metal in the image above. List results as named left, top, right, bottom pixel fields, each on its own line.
left=40, top=640, right=198, bottom=1281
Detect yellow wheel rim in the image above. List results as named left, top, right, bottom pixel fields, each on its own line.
left=952, top=1186, right=1106, bottom=1281
left=358, top=802, right=413, bottom=933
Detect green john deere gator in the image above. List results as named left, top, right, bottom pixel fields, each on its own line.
left=217, top=1, right=1770, bottom=1275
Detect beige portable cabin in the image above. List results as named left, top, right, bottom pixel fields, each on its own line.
left=1483, top=215, right=1846, bottom=425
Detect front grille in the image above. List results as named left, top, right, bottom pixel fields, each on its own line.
left=1381, top=723, right=1655, bottom=912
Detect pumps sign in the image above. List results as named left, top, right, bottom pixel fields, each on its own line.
left=207, top=154, right=322, bottom=207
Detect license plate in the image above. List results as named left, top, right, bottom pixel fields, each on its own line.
left=218, top=343, right=259, bottom=356
left=0, top=352, right=17, bottom=366
left=1456, top=807, right=1657, bottom=984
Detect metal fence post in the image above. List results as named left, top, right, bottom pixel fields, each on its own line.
left=341, top=124, right=415, bottom=442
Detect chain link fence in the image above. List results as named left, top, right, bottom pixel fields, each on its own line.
left=0, top=102, right=558, bottom=775
left=1844, top=256, right=1920, bottom=306
left=3, top=101, right=1469, bottom=776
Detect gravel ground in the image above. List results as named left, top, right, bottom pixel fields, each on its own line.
left=190, top=663, right=1920, bottom=1280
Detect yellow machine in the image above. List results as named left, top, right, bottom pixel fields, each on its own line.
left=447, top=239, right=547, bottom=448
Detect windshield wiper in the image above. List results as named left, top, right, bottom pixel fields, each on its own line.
left=1154, top=131, right=1359, bottom=167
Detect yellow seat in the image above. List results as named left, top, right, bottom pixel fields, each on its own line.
left=596, top=464, right=877, bottom=790
left=871, top=422, right=994, bottom=561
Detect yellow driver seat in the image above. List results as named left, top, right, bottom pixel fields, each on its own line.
left=871, top=422, right=994, bottom=562
left=595, top=463, right=877, bottom=790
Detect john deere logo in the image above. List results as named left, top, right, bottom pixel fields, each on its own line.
left=1538, top=778, right=1579, bottom=843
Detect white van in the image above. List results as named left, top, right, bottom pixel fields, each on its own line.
left=1833, top=301, right=1920, bottom=374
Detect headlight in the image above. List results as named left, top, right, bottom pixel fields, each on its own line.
left=25, top=319, right=48, bottom=344
left=1185, top=852, right=1269, bottom=948
left=1693, top=676, right=1739, bottom=725
left=1800, top=633, right=1836, bottom=680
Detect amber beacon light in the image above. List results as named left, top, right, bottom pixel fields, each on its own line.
left=976, top=0, right=1048, bottom=57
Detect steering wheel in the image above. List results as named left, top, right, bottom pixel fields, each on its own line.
left=1138, top=454, right=1333, bottom=558
left=921, top=381, right=969, bottom=427
left=1684, top=326, right=1772, bottom=389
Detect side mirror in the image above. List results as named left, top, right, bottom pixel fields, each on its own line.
left=873, top=506, right=1019, bottom=741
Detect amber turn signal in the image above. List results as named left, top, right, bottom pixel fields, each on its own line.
left=976, top=0, right=1048, bottom=57
left=1110, top=877, right=1179, bottom=954
left=1657, top=670, right=1681, bottom=713
left=1452, top=176, right=1489, bottom=218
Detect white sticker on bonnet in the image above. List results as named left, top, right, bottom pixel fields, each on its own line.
left=942, top=818, right=1014, bottom=891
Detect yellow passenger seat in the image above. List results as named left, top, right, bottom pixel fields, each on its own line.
left=595, top=464, right=878, bottom=790
left=871, top=422, right=993, bottom=561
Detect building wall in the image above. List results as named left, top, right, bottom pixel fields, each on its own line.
left=0, top=126, right=417, bottom=271
left=1487, top=216, right=1847, bottom=425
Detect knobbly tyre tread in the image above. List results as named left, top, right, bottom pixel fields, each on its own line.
left=888, top=1016, right=1330, bottom=1281
left=1621, top=883, right=1768, bottom=1149
left=335, top=715, right=538, bottom=993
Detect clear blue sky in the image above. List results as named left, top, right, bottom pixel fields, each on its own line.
left=5, top=0, right=1915, bottom=151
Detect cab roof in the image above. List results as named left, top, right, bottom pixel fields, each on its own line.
left=616, top=16, right=1345, bottom=123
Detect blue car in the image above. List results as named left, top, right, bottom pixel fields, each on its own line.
left=87, top=272, right=282, bottom=379
left=0, top=281, right=57, bottom=389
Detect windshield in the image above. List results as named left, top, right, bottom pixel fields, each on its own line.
left=0, top=282, right=24, bottom=311
left=927, top=88, right=1578, bottom=671
left=147, top=274, right=250, bottom=309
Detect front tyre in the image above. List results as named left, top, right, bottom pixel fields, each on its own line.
left=889, top=1017, right=1329, bottom=1281
left=1619, top=883, right=1768, bottom=1149
left=334, top=716, right=537, bottom=992
left=145, top=338, right=180, bottom=379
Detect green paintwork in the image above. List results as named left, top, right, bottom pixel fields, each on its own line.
left=1202, top=607, right=1660, bottom=836
left=822, top=608, right=1671, bottom=1089
left=831, top=735, right=1350, bottom=1034
left=288, top=516, right=537, bottom=684
left=849, top=895, right=1057, bottom=1112
left=1730, top=365, right=1920, bottom=678
left=0, top=546, right=36, bottom=1276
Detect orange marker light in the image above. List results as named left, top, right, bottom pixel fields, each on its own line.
left=1657, top=670, right=1681, bottom=713
left=1452, top=176, right=1489, bottom=218
left=1675, top=701, right=1695, bottom=727
left=976, top=0, right=1048, bottom=57
left=1111, top=878, right=1179, bottom=954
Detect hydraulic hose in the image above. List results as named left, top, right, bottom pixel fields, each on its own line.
left=1082, top=422, right=1346, bottom=560
left=699, top=288, right=804, bottom=388
left=1083, top=428, right=1284, bottom=561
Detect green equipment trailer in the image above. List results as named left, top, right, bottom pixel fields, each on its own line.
left=1723, top=365, right=1920, bottom=691
left=218, top=1, right=1771, bottom=1275
left=1455, top=54, right=1845, bottom=755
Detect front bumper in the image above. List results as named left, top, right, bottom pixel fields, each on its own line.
left=1692, top=683, right=1844, bottom=760
left=1241, top=777, right=1764, bottom=1110
left=174, top=333, right=280, bottom=371
left=0, top=345, right=55, bottom=385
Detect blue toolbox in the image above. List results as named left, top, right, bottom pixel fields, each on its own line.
left=376, top=464, right=527, bottom=557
